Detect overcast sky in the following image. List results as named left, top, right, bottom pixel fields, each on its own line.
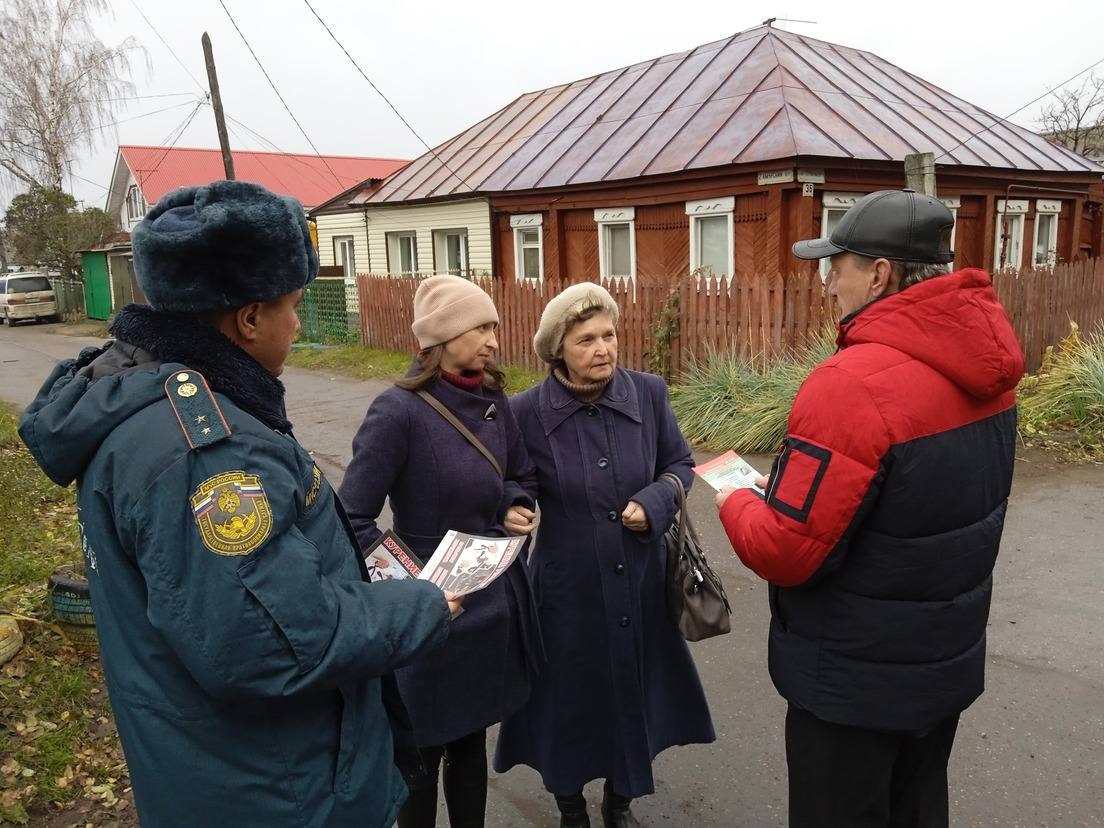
left=5, top=0, right=1103, bottom=212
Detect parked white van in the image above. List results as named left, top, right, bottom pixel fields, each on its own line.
left=0, top=273, right=59, bottom=325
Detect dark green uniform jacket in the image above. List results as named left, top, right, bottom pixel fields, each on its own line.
left=20, top=307, right=450, bottom=827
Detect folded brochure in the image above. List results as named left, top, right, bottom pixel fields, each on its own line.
left=692, top=450, right=764, bottom=493
left=364, top=530, right=423, bottom=582
left=364, top=529, right=525, bottom=597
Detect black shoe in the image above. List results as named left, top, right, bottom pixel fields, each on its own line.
left=601, top=780, right=641, bottom=828
left=555, top=792, right=591, bottom=828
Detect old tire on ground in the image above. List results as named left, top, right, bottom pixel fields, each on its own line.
left=48, top=565, right=97, bottom=646
left=0, top=616, right=24, bottom=666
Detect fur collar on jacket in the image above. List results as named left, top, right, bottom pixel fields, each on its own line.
left=110, top=303, right=291, bottom=432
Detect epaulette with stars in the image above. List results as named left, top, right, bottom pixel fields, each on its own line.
left=164, top=369, right=232, bottom=449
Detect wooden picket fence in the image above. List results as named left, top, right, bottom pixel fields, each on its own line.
left=991, top=258, right=1104, bottom=372
left=356, top=259, right=1104, bottom=378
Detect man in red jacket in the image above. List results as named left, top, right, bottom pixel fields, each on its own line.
left=716, top=190, right=1024, bottom=827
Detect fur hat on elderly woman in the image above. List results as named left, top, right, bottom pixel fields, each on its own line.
left=532, top=282, right=620, bottom=364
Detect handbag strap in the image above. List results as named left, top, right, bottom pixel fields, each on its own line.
left=660, top=471, right=731, bottom=610
left=416, top=390, right=504, bottom=478
left=660, top=472, right=704, bottom=556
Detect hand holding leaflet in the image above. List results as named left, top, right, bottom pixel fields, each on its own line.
left=693, top=450, right=765, bottom=494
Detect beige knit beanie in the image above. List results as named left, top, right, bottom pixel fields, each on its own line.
left=411, top=275, right=499, bottom=349
left=533, top=282, right=620, bottom=364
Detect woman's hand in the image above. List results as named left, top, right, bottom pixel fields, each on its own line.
left=621, top=500, right=649, bottom=532
left=504, top=505, right=538, bottom=536
left=444, top=591, right=464, bottom=618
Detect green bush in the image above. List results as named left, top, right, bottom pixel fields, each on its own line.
left=1019, top=322, right=1104, bottom=442
left=671, top=329, right=837, bottom=453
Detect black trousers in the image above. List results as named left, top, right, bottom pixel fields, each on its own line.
left=785, top=705, right=960, bottom=828
left=395, top=728, right=488, bottom=828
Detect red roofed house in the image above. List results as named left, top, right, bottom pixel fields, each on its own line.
left=106, top=145, right=409, bottom=232
left=81, top=146, right=407, bottom=321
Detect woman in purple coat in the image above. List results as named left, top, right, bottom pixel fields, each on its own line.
left=494, top=283, right=715, bottom=828
left=338, top=276, right=541, bottom=828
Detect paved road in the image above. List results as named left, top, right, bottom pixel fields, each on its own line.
left=3, top=322, right=1102, bottom=827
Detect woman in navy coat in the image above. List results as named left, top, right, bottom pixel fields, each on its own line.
left=494, top=283, right=715, bottom=828
left=339, top=276, right=541, bottom=828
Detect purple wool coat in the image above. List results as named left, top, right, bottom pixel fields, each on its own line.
left=338, top=376, right=541, bottom=748
left=494, top=368, right=715, bottom=798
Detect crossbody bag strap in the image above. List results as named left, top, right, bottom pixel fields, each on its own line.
left=416, top=390, right=504, bottom=478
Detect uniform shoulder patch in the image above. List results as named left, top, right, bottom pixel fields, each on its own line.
left=191, top=471, right=273, bottom=556
left=304, top=464, right=323, bottom=510
left=165, top=370, right=231, bottom=449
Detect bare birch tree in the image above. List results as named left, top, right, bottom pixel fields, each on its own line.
left=1038, top=72, right=1104, bottom=159
left=0, top=0, right=140, bottom=190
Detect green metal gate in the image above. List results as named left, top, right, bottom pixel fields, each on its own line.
left=81, top=252, right=112, bottom=320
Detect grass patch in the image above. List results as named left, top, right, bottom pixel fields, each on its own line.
left=1018, top=322, right=1104, bottom=458
left=0, top=404, right=130, bottom=824
left=670, top=329, right=837, bottom=453
left=286, top=343, right=412, bottom=380
left=286, top=344, right=546, bottom=393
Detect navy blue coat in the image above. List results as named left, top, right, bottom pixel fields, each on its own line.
left=338, top=377, right=541, bottom=747
left=20, top=337, right=451, bottom=828
left=494, top=368, right=714, bottom=798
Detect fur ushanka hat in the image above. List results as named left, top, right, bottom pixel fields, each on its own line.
left=131, top=180, right=318, bottom=313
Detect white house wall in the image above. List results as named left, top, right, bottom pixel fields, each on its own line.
left=358, top=199, right=492, bottom=275
left=315, top=210, right=371, bottom=272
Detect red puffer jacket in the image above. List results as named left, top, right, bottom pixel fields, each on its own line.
left=720, top=268, right=1024, bottom=732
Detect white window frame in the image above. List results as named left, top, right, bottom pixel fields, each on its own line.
left=686, top=197, right=734, bottom=280
left=333, top=235, right=356, bottom=278
left=126, top=184, right=145, bottom=221
left=511, top=214, right=544, bottom=281
left=386, top=231, right=419, bottom=276
left=819, top=192, right=863, bottom=281
left=595, top=207, right=636, bottom=282
left=939, top=196, right=960, bottom=257
left=995, top=200, right=1028, bottom=271
left=1032, top=200, right=1062, bottom=268
left=432, top=228, right=470, bottom=277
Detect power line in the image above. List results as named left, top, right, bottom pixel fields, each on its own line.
left=215, top=0, right=344, bottom=188
left=223, top=121, right=300, bottom=195
left=70, top=172, right=111, bottom=192
left=63, top=99, right=202, bottom=139
left=136, top=100, right=208, bottom=188
left=91, top=92, right=198, bottom=103
left=933, top=55, right=1104, bottom=163
left=127, top=0, right=208, bottom=94
left=300, top=0, right=472, bottom=192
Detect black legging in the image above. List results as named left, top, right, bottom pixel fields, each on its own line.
left=396, top=728, right=488, bottom=828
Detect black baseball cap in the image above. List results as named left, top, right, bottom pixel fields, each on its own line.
left=793, top=189, right=955, bottom=264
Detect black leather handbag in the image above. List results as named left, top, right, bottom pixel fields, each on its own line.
left=660, top=473, right=732, bottom=641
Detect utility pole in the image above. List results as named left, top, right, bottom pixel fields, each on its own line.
left=202, top=32, right=235, bottom=180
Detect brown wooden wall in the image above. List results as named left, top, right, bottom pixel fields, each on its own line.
left=489, top=162, right=1103, bottom=287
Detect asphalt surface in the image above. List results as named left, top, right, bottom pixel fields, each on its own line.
left=2, top=321, right=1101, bottom=827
